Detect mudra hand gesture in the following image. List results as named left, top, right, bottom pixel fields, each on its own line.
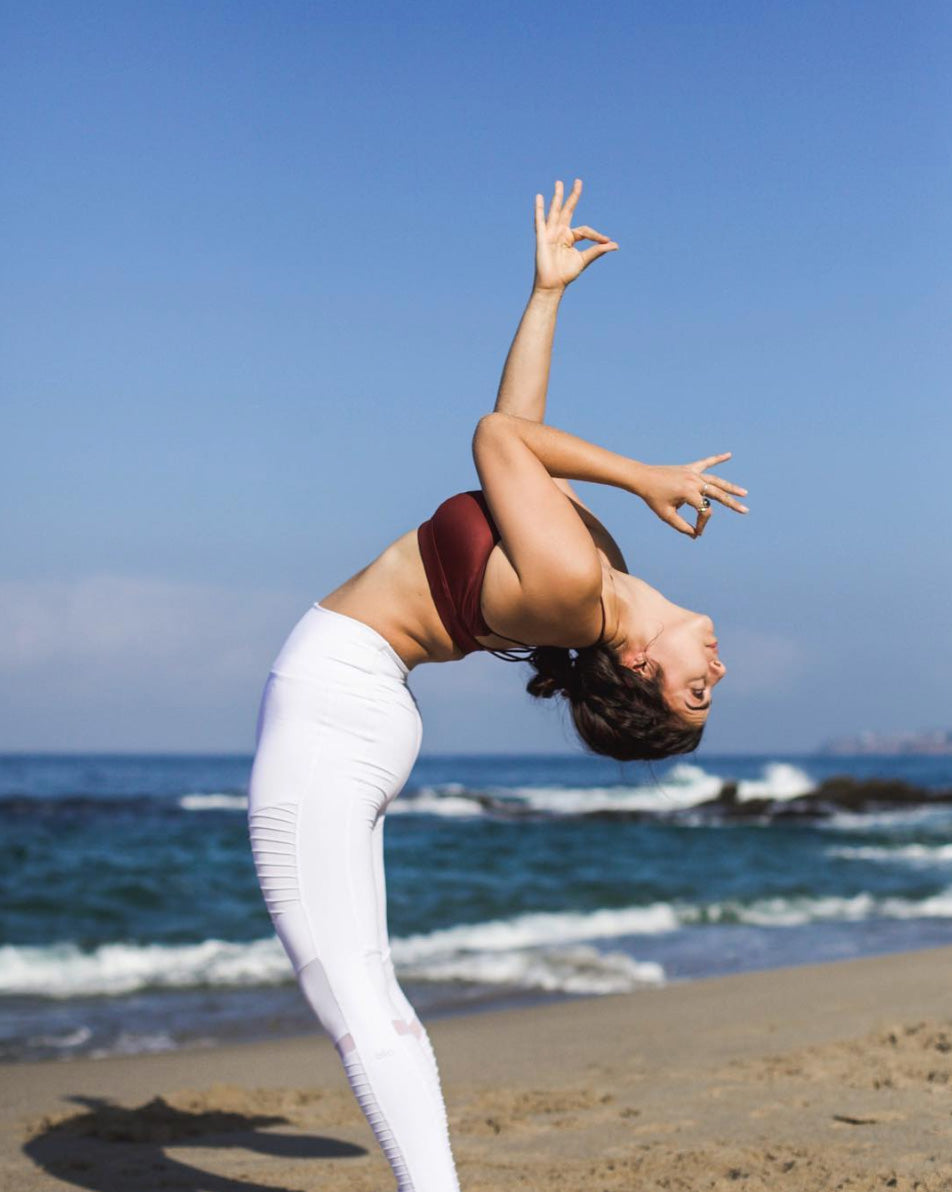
left=534, top=178, right=618, bottom=291
left=637, top=452, right=750, bottom=539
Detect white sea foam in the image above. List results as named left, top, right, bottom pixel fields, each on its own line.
left=27, top=1025, right=93, bottom=1050
left=174, top=763, right=823, bottom=819
left=879, top=889, right=952, bottom=918
left=396, top=945, right=665, bottom=995
left=736, top=763, right=814, bottom=803
left=506, top=764, right=722, bottom=815
left=699, top=888, right=952, bottom=925
left=0, top=937, right=289, bottom=998
left=389, top=787, right=488, bottom=817
left=820, top=806, right=952, bottom=832
left=392, top=904, right=682, bottom=965
left=88, top=1031, right=176, bottom=1058
left=827, top=843, right=952, bottom=864
left=0, top=922, right=664, bottom=1000
left=397, top=762, right=816, bottom=817
left=179, top=793, right=248, bottom=811
left=701, top=892, right=880, bottom=927
left=391, top=905, right=673, bottom=994
left=8, top=883, right=951, bottom=1002
left=0, top=905, right=677, bottom=1000
left=393, top=763, right=728, bottom=818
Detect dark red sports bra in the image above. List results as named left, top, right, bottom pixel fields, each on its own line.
left=417, top=488, right=607, bottom=660
left=417, top=490, right=534, bottom=659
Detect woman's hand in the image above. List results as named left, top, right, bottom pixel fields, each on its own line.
left=634, top=453, right=750, bottom=539
left=534, top=179, right=618, bottom=292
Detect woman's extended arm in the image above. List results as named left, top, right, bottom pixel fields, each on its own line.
left=491, top=180, right=630, bottom=569
left=477, top=410, right=648, bottom=499
left=493, top=179, right=616, bottom=422
left=492, top=288, right=564, bottom=422
left=475, top=411, right=748, bottom=548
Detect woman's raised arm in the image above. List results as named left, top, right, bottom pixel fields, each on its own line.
left=491, top=179, right=629, bottom=568
left=493, top=179, right=617, bottom=423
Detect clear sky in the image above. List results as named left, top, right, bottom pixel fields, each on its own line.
left=2, top=0, right=949, bottom=754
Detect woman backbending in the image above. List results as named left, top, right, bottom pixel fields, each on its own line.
left=247, top=178, right=748, bottom=1190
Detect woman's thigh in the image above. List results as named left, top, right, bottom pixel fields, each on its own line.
left=248, top=667, right=422, bottom=979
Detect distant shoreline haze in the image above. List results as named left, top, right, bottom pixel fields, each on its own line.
left=820, top=730, right=952, bottom=756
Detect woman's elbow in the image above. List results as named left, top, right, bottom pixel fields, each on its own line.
left=472, top=411, right=513, bottom=463
left=473, top=410, right=508, bottom=441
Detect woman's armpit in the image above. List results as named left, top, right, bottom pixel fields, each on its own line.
left=480, top=542, right=604, bottom=649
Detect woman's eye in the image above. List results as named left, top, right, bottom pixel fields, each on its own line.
left=691, top=688, right=705, bottom=700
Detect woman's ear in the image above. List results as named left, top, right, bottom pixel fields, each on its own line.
left=628, top=650, right=650, bottom=672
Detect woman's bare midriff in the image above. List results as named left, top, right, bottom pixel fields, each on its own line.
left=319, top=519, right=614, bottom=672
left=318, top=528, right=526, bottom=671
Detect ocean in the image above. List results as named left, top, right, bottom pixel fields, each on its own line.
left=3, top=751, right=952, bottom=1064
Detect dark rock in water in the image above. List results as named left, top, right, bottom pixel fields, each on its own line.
left=688, top=775, right=952, bottom=822
left=443, top=776, right=952, bottom=824
left=810, top=776, right=952, bottom=809
left=701, top=794, right=790, bottom=820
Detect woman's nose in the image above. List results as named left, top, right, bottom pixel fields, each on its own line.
left=711, top=657, right=727, bottom=681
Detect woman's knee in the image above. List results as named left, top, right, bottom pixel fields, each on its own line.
left=298, top=947, right=398, bottom=1038
left=297, top=955, right=350, bottom=1040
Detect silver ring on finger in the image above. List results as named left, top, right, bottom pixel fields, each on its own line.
left=700, top=497, right=711, bottom=511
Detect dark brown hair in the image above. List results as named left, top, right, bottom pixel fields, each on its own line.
left=526, top=643, right=704, bottom=762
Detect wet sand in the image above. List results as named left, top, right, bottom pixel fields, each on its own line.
left=3, top=944, right=952, bottom=1190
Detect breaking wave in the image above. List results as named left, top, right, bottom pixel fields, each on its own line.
left=386, top=762, right=817, bottom=819
left=7, top=883, right=952, bottom=1001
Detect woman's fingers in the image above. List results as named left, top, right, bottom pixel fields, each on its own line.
left=666, top=511, right=697, bottom=537
left=572, top=224, right=612, bottom=243
left=578, top=241, right=619, bottom=268
left=534, top=179, right=619, bottom=282
left=692, top=452, right=732, bottom=470
left=694, top=505, right=713, bottom=537
left=702, top=471, right=748, bottom=497
left=703, top=484, right=748, bottom=514
left=547, top=179, right=564, bottom=228
left=561, top=178, right=582, bottom=223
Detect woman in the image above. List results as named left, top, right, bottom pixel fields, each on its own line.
left=247, top=178, right=748, bottom=1190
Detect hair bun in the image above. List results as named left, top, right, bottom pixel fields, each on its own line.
left=526, top=646, right=576, bottom=701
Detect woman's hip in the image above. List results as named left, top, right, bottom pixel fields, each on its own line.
left=248, top=609, right=422, bottom=817
left=270, top=602, right=409, bottom=685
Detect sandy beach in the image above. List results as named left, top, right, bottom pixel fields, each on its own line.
left=2, top=945, right=950, bottom=1191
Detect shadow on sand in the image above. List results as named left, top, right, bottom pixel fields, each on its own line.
left=22, top=1091, right=366, bottom=1192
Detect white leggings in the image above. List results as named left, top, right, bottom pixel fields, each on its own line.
left=247, top=602, right=460, bottom=1191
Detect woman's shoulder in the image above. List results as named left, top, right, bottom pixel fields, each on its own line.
left=559, top=492, right=629, bottom=574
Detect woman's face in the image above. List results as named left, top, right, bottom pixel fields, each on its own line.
left=637, top=610, right=727, bottom=726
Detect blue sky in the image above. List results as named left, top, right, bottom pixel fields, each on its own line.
left=2, top=0, right=949, bottom=753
